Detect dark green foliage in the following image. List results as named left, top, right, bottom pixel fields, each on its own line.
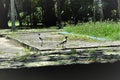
left=103, top=0, right=118, bottom=20
left=0, top=0, right=10, bottom=29
left=0, top=0, right=119, bottom=29
left=42, top=0, right=56, bottom=27
left=70, top=0, right=93, bottom=24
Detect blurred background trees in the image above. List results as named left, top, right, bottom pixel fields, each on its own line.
left=0, top=0, right=119, bottom=29
left=0, top=0, right=10, bottom=29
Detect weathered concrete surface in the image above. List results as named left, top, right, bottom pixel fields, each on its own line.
left=0, top=31, right=120, bottom=69
left=7, top=32, right=120, bottom=51
left=0, top=37, right=26, bottom=58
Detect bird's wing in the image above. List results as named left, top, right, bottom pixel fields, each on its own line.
left=39, top=37, right=43, bottom=41
left=59, top=39, right=66, bottom=45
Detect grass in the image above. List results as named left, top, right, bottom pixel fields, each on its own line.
left=63, top=21, right=120, bottom=40
left=8, top=20, right=20, bottom=27
left=67, top=34, right=98, bottom=42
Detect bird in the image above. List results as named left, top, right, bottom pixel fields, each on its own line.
left=57, top=36, right=68, bottom=48
left=38, top=33, right=43, bottom=46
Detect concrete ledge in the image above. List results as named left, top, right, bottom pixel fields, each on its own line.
left=6, top=36, right=40, bottom=52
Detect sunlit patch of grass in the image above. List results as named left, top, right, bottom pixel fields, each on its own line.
left=64, top=21, right=120, bottom=40
left=111, top=33, right=120, bottom=40
left=8, top=20, right=20, bottom=27
left=7, top=32, right=19, bottom=39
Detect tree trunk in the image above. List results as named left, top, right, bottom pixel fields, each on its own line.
left=0, top=0, right=10, bottom=29
left=118, top=0, right=120, bottom=18
left=14, top=0, right=22, bottom=27
left=93, top=0, right=104, bottom=21
left=10, top=0, right=16, bottom=31
left=42, top=0, right=56, bottom=27
left=57, top=0, right=62, bottom=29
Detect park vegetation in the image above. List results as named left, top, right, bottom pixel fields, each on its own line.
left=0, top=0, right=120, bottom=40
left=0, top=0, right=119, bottom=28
left=64, top=21, right=120, bottom=40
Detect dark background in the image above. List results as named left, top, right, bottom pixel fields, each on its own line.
left=0, top=62, right=120, bottom=80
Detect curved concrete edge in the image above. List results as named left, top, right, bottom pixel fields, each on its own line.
left=6, top=36, right=40, bottom=52
left=5, top=35, right=120, bottom=54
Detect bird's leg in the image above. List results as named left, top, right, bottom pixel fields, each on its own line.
left=41, top=42, right=43, bottom=47
left=64, top=43, right=67, bottom=48
left=41, top=40, right=43, bottom=47
left=62, top=44, right=64, bottom=48
left=64, top=43, right=66, bottom=48
left=62, top=44, right=65, bottom=48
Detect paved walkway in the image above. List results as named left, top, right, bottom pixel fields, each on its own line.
left=0, top=37, right=26, bottom=58
left=1, top=31, right=120, bottom=57
left=10, top=32, right=120, bottom=50
left=0, top=31, right=120, bottom=68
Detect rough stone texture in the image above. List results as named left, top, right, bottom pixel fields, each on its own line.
left=0, top=31, right=120, bottom=68
left=0, top=37, right=26, bottom=58
left=9, top=32, right=120, bottom=50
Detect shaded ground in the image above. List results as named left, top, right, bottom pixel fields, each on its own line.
left=1, top=63, right=120, bottom=80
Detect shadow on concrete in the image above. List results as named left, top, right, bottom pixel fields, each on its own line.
left=0, top=62, right=120, bottom=80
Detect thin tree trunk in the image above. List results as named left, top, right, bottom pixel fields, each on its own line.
left=93, top=0, right=96, bottom=22
left=57, top=0, right=62, bottom=29
left=118, top=0, right=120, bottom=18
left=42, top=0, right=56, bottom=27
left=0, top=0, right=10, bottom=29
left=14, top=0, right=22, bottom=27
left=93, top=0, right=104, bottom=21
left=10, top=0, right=16, bottom=31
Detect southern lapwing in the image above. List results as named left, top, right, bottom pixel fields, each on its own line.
left=38, top=33, right=43, bottom=46
left=57, top=36, right=68, bottom=48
